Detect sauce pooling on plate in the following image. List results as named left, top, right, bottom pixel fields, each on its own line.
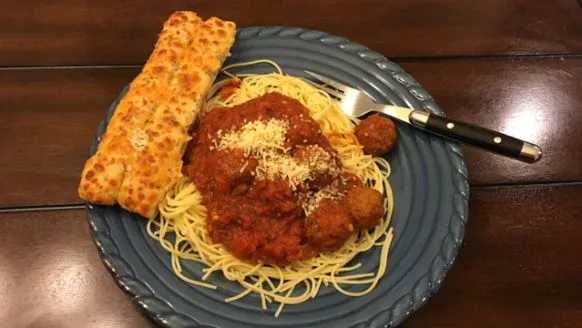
left=183, top=92, right=385, bottom=265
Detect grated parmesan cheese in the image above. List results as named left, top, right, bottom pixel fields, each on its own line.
left=296, top=145, right=340, bottom=178
left=255, top=152, right=311, bottom=189
left=217, top=119, right=310, bottom=189
left=218, top=119, right=289, bottom=155
left=216, top=118, right=342, bottom=191
left=130, top=128, right=149, bottom=151
left=300, top=183, right=346, bottom=216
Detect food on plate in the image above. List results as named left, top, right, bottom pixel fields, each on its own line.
left=345, top=186, right=385, bottom=229
left=147, top=60, right=397, bottom=316
left=181, top=91, right=386, bottom=265
left=77, top=11, right=236, bottom=218
left=305, top=199, right=355, bottom=251
left=78, top=9, right=399, bottom=315
left=355, top=113, right=397, bottom=156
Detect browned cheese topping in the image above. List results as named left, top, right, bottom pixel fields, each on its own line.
left=78, top=11, right=236, bottom=218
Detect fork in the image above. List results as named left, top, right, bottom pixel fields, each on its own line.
left=304, top=71, right=542, bottom=164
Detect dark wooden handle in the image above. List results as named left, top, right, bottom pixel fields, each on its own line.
left=409, top=111, right=542, bottom=163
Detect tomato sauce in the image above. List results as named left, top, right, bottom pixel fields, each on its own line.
left=216, top=79, right=242, bottom=101
left=183, top=92, right=364, bottom=265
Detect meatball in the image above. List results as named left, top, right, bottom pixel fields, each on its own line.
left=339, top=172, right=364, bottom=190
left=263, top=180, right=299, bottom=213
left=355, top=114, right=397, bottom=156
left=294, top=145, right=336, bottom=171
left=213, top=150, right=257, bottom=194
left=294, top=145, right=339, bottom=187
left=305, top=199, right=354, bottom=251
left=345, top=186, right=384, bottom=229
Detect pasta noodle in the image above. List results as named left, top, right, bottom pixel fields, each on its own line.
left=146, top=59, right=394, bottom=316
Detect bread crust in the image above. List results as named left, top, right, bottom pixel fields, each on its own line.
left=78, top=11, right=236, bottom=218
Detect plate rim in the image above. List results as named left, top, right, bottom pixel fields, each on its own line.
left=85, top=25, right=470, bottom=328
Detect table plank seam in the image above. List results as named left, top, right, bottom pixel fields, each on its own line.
left=1, top=182, right=581, bottom=214
left=471, top=181, right=582, bottom=191
left=0, top=64, right=142, bottom=71
left=0, top=54, right=580, bottom=72
left=393, top=53, right=582, bottom=63
left=0, top=203, right=85, bottom=213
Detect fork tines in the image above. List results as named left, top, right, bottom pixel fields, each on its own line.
left=304, top=70, right=353, bottom=100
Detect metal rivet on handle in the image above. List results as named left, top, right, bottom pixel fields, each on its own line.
left=446, top=123, right=455, bottom=129
left=494, top=137, right=502, bottom=144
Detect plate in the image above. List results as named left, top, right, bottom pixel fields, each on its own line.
left=86, top=26, right=469, bottom=328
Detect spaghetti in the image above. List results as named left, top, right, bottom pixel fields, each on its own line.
left=146, top=60, right=394, bottom=316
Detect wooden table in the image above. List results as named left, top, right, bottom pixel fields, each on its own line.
left=1, top=1, right=581, bottom=327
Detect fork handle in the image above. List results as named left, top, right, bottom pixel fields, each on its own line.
left=409, top=111, right=542, bottom=163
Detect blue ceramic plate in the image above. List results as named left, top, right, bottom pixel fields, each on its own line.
left=86, top=26, right=469, bottom=328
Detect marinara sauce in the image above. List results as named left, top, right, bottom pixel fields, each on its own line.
left=183, top=92, right=384, bottom=265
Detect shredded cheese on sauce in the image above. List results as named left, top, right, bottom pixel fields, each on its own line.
left=300, top=183, right=346, bottom=216
left=254, top=153, right=311, bottom=189
left=216, top=118, right=337, bottom=190
left=296, top=145, right=340, bottom=177
left=218, top=119, right=289, bottom=154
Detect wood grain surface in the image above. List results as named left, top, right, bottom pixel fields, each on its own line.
left=401, top=58, right=582, bottom=185
left=1, top=59, right=579, bottom=207
left=0, top=67, right=139, bottom=208
left=0, top=209, right=155, bottom=328
left=406, top=185, right=582, bottom=328
left=1, top=1, right=580, bottom=327
left=1, top=185, right=579, bottom=328
left=0, top=0, right=580, bottom=66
